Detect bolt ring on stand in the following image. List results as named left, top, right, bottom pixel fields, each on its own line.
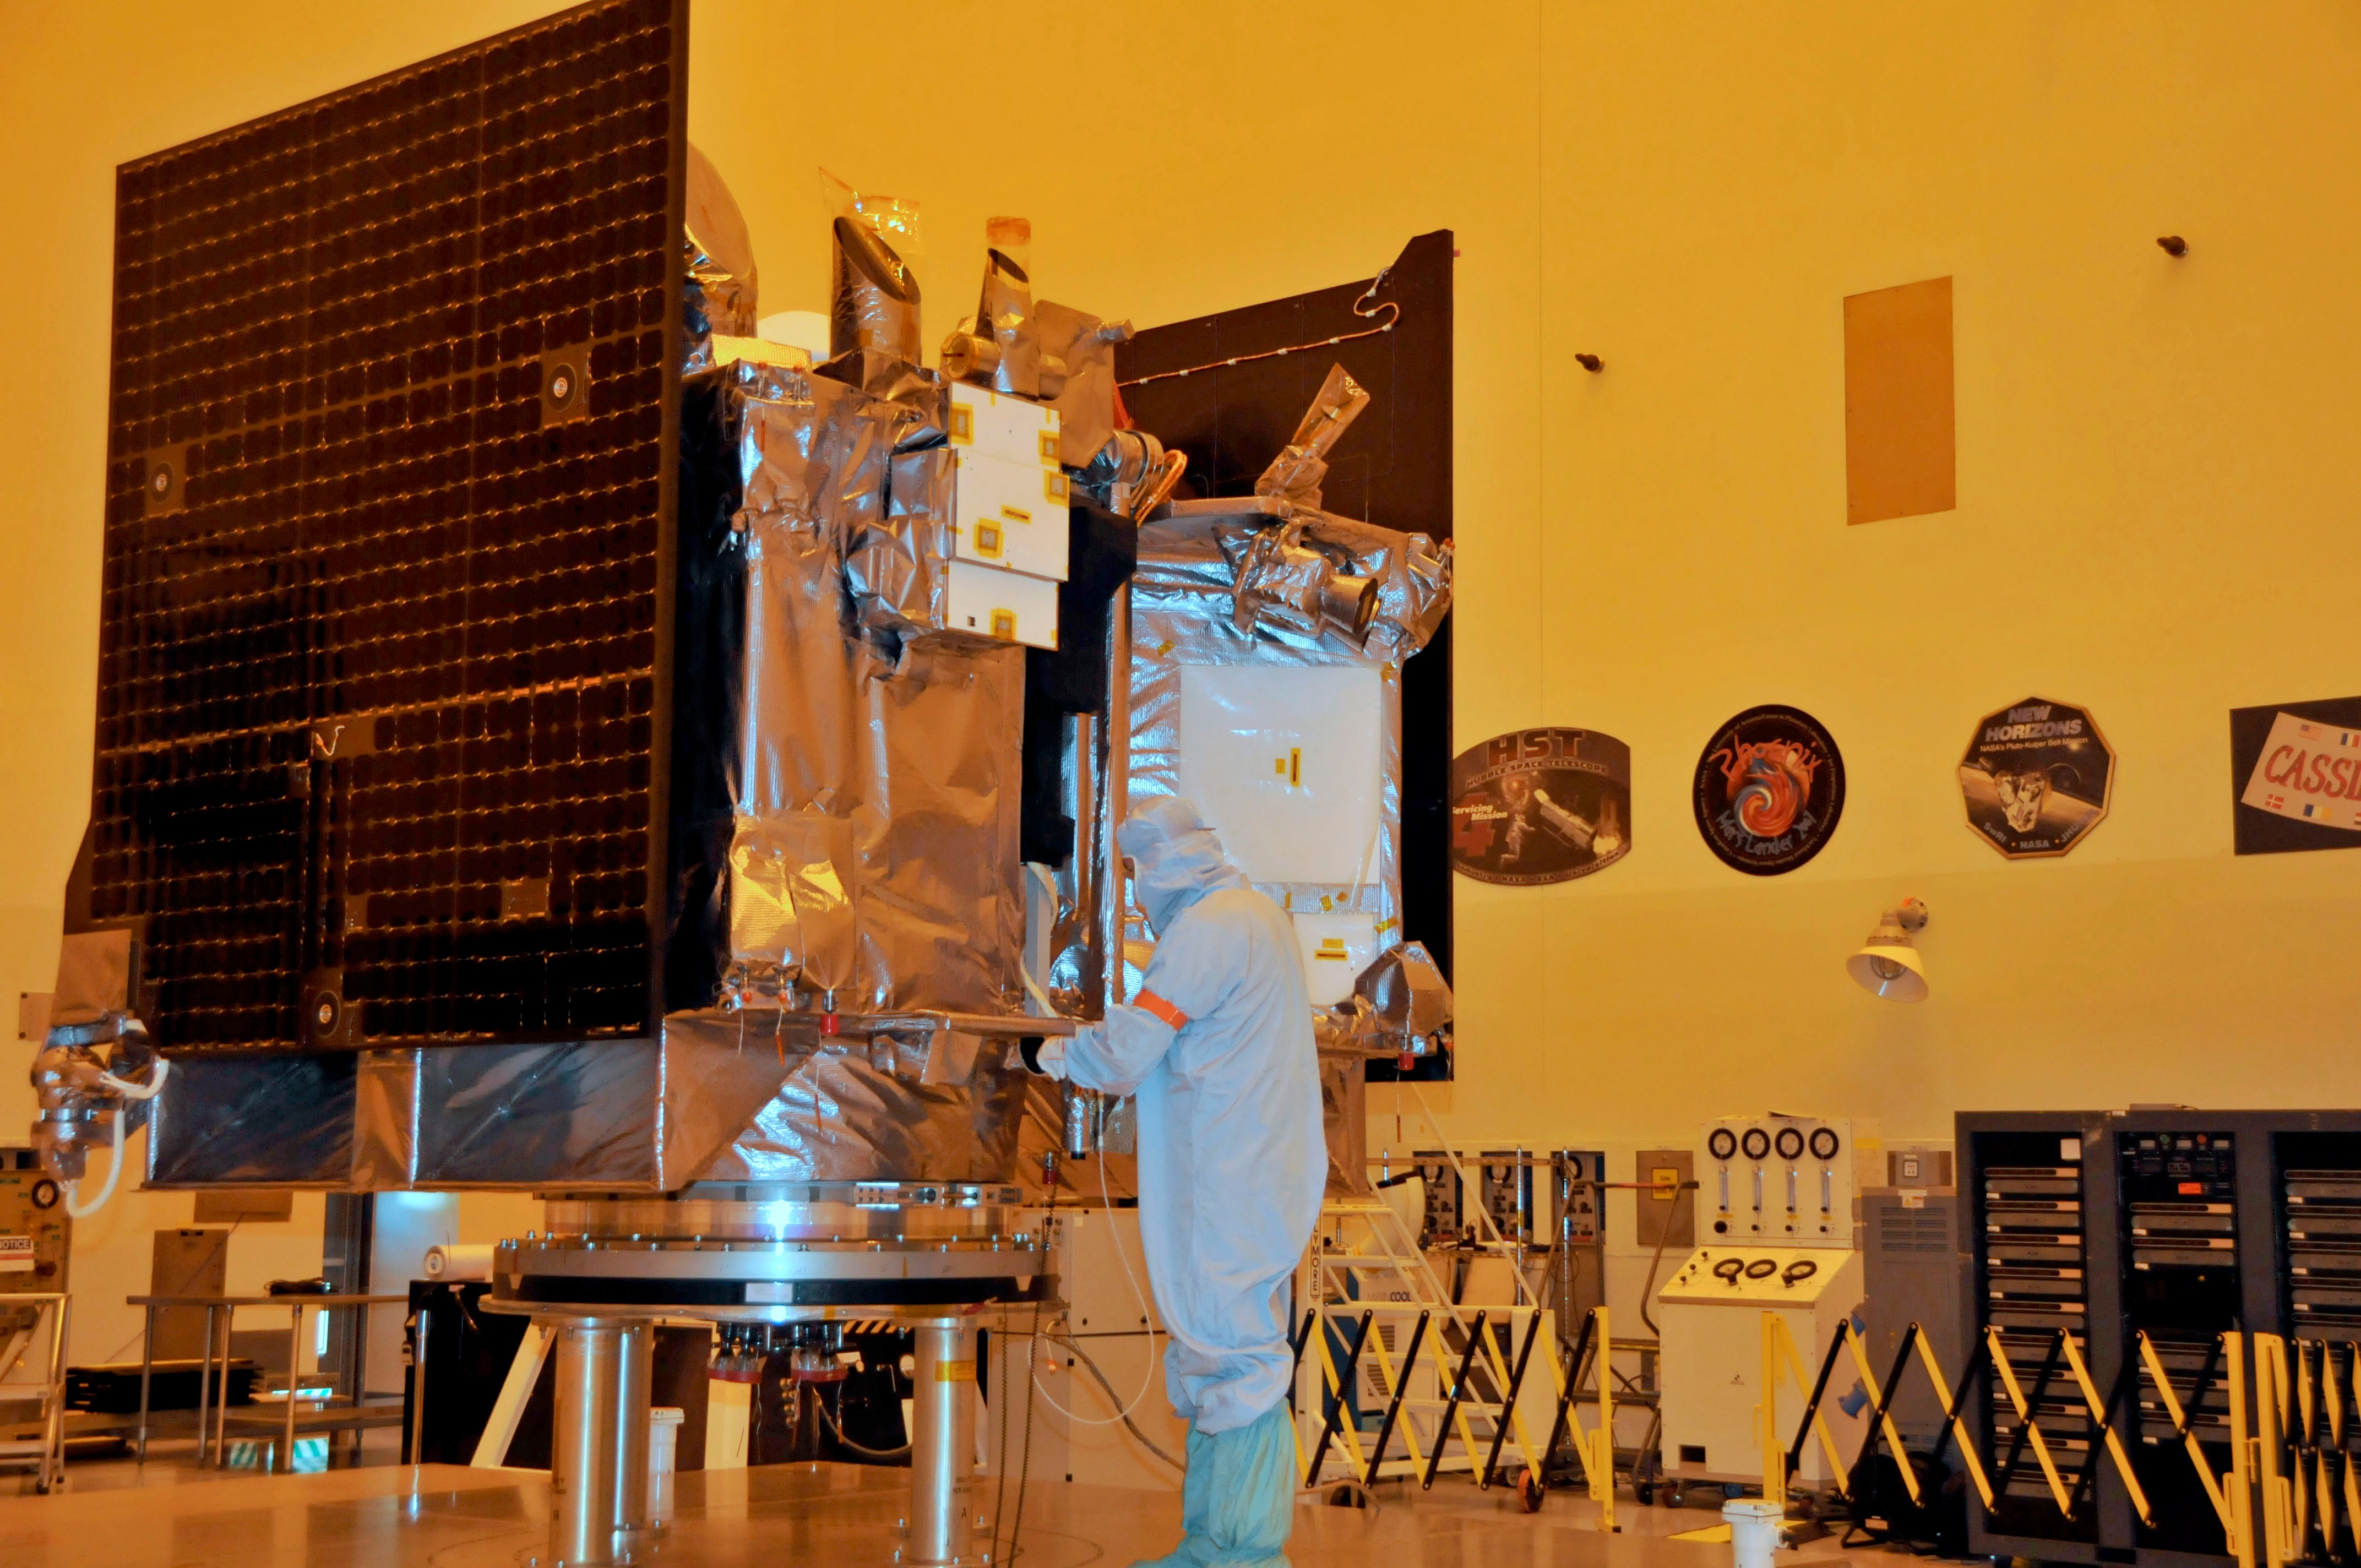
left=486, top=1206, right=1046, bottom=1568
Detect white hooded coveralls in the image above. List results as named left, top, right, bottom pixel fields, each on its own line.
left=1043, top=798, right=1324, bottom=1434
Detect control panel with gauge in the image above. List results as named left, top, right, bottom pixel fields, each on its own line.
left=1656, top=1244, right=1854, bottom=1305
left=1655, top=1241, right=1866, bottom=1490
left=1700, top=1114, right=1858, bottom=1249
left=0, top=1147, right=69, bottom=1295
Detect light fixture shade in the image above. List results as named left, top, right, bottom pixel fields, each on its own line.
left=1847, top=943, right=1928, bottom=1001
left=1849, top=902, right=1929, bottom=1000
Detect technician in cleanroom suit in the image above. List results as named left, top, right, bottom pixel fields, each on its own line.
left=1024, top=795, right=1324, bottom=1568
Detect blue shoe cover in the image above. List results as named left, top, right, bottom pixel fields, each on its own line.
left=1126, top=1403, right=1295, bottom=1568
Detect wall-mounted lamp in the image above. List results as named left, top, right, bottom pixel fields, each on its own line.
left=2157, top=235, right=2188, bottom=257
left=1847, top=897, right=1929, bottom=1002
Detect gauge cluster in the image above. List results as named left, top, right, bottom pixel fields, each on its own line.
left=1700, top=1114, right=1858, bottom=1248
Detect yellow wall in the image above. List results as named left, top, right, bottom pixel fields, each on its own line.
left=5, top=2, right=2361, bottom=1324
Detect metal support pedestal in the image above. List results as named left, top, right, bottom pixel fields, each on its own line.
left=546, top=1316, right=654, bottom=1568
left=496, top=1300, right=998, bottom=1568
left=907, top=1320, right=980, bottom=1567
left=491, top=1206, right=1041, bottom=1568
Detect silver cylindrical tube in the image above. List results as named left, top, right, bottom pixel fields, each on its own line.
left=1063, top=1085, right=1095, bottom=1159
left=1071, top=712, right=1101, bottom=1014
left=611, top=1323, right=653, bottom=1541
left=1097, top=583, right=1131, bottom=1014
left=550, top=1323, right=638, bottom=1567
left=907, top=1321, right=977, bottom=1566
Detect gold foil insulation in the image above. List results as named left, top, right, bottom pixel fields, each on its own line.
left=1253, top=362, right=1373, bottom=511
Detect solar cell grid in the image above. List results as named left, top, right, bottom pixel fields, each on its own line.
left=82, top=0, right=686, bottom=1052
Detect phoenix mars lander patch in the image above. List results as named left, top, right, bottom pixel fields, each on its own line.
left=1691, top=705, right=1846, bottom=875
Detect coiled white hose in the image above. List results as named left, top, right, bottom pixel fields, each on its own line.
left=61, top=1058, right=170, bottom=1220
left=1029, top=1151, right=1161, bottom=1428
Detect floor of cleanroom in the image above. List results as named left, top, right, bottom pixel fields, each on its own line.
left=0, top=1450, right=1906, bottom=1568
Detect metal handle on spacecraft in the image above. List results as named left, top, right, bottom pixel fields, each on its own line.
left=1063, top=1086, right=1099, bottom=1161
left=792, top=1008, right=1078, bottom=1039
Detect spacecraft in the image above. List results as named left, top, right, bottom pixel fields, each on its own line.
left=31, top=0, right=1451, bottom=1559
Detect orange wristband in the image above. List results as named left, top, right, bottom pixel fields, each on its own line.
left=1135, top=989, right=1190, bottom=1030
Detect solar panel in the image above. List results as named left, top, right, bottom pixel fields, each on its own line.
left=78, top=0, right=688, bottom=1052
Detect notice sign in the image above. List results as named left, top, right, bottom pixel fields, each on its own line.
left=1959, top=696, right=2114, bottom=859
left=0, top=1234, right=30, bottom=1273
left=2232, top=697, right=2361, bottom=853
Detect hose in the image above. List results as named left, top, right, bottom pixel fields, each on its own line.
left=1044, top=1332, right=1182, bottom=1471
left=62, top=1099, right=124, bottom=1220
left=819, top=1395, right=911, bottom=1461
left=63, top=1056, right=170, bottom=1221
left=1321, top=1476, right=1381, bottom=1516
left=1027, top=1151, right=1159, bottom=1429
left=997, top=1171, right=1054, bottom=1567
left=1636, top=1183, right=1692, bottom=1340
left=1127, top=449, right=1188, bottom=521
left=1021, top=968, right=1060, bottom=1017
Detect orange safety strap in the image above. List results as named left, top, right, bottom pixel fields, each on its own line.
left=1134, top=990, right=1190, bottom=1031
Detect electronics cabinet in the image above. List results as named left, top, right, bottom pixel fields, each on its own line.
left=1959, top=1110, right=2361, bottom=1568
left=1858, top=1184, right=1960, bottom=1450
left=2114, top=1113, right=2245, bottom=1560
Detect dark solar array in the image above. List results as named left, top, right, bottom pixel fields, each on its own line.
left=87, top=0, right=683, bottom=1049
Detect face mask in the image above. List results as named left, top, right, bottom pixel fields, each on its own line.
left=1120, top=859, right=1154, bottom=939
left=1119, top=805, right=1238, bottom=935
left=1127, top=856, right=1190, bottom=937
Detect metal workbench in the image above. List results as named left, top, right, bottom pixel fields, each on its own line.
left=123, top=1293, right=410, bottom=1471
